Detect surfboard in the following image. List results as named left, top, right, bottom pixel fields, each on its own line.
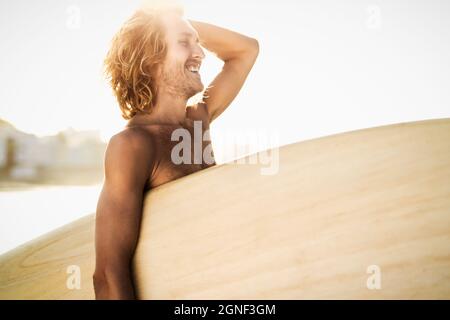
left=1, top=118, right=449, bottom=299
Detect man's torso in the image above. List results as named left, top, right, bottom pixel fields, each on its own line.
left=122, top=104, right=216, bottom=190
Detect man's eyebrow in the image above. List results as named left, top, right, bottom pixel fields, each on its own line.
left=179, top=32, right=199, bottom=42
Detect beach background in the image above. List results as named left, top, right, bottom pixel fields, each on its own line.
left=1, top=0, right=450, bottom=255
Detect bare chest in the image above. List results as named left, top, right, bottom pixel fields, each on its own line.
left=146, top=122, right=216, bottom=189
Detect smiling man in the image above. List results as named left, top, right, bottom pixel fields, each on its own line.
left=93, top=3, right=259, bottom=299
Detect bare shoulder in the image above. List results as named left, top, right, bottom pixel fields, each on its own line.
left=110, top=127, right=155, bottom=153
left=104, top=127, right=155, bottom=187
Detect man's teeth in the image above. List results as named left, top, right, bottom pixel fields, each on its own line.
left=186, top=65, right=199, bottom=73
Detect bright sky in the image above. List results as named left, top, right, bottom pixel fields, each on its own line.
left=1, top=0, right=449, bottom=161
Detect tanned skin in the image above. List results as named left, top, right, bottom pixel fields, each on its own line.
left=93, top=12, right=259, bottom=299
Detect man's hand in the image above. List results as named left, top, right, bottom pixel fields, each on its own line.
left=188, top=20, right=259, bottom=123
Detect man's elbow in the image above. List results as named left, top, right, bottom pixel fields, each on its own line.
left=239, top=37, right=259, bottom=55
left=92, top=271, right=109, bottom=299
left=250, top=38, right=259, bottom=52
left=92, top=268, right=136, bottom=300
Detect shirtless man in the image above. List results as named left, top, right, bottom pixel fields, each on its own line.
left=93, top=4, right=259, bottom=299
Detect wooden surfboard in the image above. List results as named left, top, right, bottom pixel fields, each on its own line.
left=1, top=118, right=449, bottom=299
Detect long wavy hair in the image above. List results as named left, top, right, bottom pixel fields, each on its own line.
left=103, top=4, right=184, bottom=120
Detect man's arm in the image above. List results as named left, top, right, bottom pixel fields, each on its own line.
left=189, top=20, right=259, bottom=123
left=93, top=130, right=153, bottom=300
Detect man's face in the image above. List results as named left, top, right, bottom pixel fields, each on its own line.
left=157, top=13, right=205, bottom=100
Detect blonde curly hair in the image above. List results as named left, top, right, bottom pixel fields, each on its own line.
left=103, top=3, right=184, bottom=120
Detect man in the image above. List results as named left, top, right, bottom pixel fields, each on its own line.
left=93, top=3, right=259, bottom=299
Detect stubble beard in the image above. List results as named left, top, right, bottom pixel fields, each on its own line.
left=159, top=62, right=204, bottom=100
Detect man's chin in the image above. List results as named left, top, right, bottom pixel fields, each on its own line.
left=196, top=82, right=204, bottom=92
left=183, top=74, right=204, bottom=95
left=187, top=87, right=204, bottom=99
left=191, top=81, right=204, bottom=95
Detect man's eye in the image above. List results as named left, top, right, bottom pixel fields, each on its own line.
left=179, top=41, right=189, bottom=47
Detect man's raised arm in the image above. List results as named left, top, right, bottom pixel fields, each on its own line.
left=93, top=130, right=154, bottom=300
left=188, top=20, right=259, bottom=123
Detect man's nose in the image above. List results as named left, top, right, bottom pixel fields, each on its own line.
left=193, top=44, right=205, bottom=60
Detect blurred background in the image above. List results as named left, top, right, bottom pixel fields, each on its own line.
left=1, top=0, right=449, bottom=254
